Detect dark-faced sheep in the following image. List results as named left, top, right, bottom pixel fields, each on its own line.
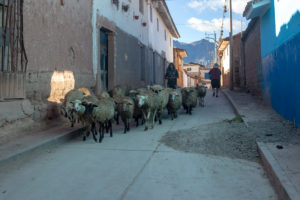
left=117, top=97, right=134, bottom=133
left=181, top=87, right=197, bottom=115
left=196, top=85, right=206, bottom=107
left=129, top=89, right=144, bottom=127
left=73, top=95, right=99, bottom=142
left=61, top=89, right=84, bottom=127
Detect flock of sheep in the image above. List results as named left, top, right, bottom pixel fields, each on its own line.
left=60, top=84, right=207, bottom=143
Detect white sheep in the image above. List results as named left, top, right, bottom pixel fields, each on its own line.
left=136, top=90, right=160, bottom=131
left=151, top=85, right=170, bottom=124
left=92, top=98, right=115, bottom=143
left=167, top=89, right=182, bottom=120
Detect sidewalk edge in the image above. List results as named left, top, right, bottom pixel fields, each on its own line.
left=257, top=141, right=300, bottom=200
left=0, top=126, right=85, bottom=168
left=221, top=89, right=249, bottom=127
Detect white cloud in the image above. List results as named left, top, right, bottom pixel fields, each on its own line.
left=188, top=0, right=248, bottom=14
left=187, top=17, right=245, bottom=33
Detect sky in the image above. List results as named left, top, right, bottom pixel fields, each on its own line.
left=166, top=0, right=250, bottom=43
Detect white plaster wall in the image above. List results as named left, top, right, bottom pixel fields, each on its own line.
left=92, top=0, right=149, bottom=78
left=147, top=2, right=174, bottom=62
left=274, top=0, right=300, bottom=36
left=222, top=46, right=230, bottom=72
left=183, top=72, right=188, bottom=88
left=92, top=0, right=175, bottom=78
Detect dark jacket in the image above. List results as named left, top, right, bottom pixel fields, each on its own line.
left=165, top=67, right=178, bottom=89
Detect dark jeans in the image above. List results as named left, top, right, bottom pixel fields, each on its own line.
left=211, top=79, right=220, bottom=88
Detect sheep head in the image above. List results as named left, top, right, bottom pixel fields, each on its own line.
left=136, top=95, right=147, bottom=108
left=74, top=100, right=86, bottom=115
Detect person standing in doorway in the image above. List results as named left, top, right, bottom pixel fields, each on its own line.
left=209, top=63, right=221, bottom=97
left=165, top=63, right=178, bottom=89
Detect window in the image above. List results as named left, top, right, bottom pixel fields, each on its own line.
left=139, top=0, right=144, bottom=14
left=0, top=0, right=27, bottom=73
left=150, top=5, right=153, bottom=22
left=0, top=0, right=27, bottom=99
left=157, top=18, right=159, bottom=32
left=164, top=30, right=167, bottom=41
left=170, top=37, right=172, bottom=47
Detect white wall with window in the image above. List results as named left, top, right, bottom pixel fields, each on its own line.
left=147, top=1, right=175, bottom=62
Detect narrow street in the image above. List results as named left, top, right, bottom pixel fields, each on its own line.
left=0, top=90, right=277, bottom=200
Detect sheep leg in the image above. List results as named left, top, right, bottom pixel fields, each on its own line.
left=135, top=117, right=139, bottom=127
left=123, top=118, right=127, bottom=134
left=127, top=119, right=130, bottom=131
left=143, top=111, right=148, bottom=131
left=99, top=123, right=104, bottom=143
left=82, top=130, right=86, bottom=141
left=151, top=110, right=157, bottom=129
left=106, top=122, right=110, bottom=133
left=158, top=110, right=162, bottom=125
left=115, top=113, right=119, bottom=125
left=91, top=123, right=97, bottom=142
left=109, top=120, right=113, bottom=137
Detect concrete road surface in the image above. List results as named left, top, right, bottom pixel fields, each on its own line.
left=0, top=91, right=277, bottom=200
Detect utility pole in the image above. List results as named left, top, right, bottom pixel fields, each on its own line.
left=229, top=0, right=234, bottom=90
left=214, top=31, right=217, bottom=63
left=205, top=31, right=218, bottom=65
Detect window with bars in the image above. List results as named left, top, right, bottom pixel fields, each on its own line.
left=0, top=0, right=27, bottom=100
left=0, top=0, right=27, bottom=73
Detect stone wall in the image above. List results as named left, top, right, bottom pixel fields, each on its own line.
left=23, top=0, right=94, bottom=121
left=241, top=18, right=262, bottom=96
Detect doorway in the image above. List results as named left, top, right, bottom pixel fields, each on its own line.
left=100, top=28, right=109, bottom=91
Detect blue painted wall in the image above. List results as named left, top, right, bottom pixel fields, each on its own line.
left=260, top=0, right=276, bottom=58
left=260, top=0, right=300, bottom=127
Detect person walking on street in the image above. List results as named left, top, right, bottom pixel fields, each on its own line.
left=165, top=63, right=178, bottom=89
left=209, top=63, right=221, bottom=97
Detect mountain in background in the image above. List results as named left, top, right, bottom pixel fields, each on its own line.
left=173, top=39, right=214, bottom=67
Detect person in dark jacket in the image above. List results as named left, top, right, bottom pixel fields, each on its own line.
left=165, top=63, right=178, bottom=89
left=209, top=63, right=221, bottom=97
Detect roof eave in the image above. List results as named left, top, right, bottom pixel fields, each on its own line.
left=243, top=0, right=270, bottom=20
left=154, top=0, right=180, bottom=38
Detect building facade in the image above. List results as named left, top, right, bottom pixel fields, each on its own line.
left=239, top=17, right=262, bottom=96
left=0, top=0, right=179, bottom=126
left=217, top=32, right=242, bottom=88
left=244, top=0, right=300, bottom=126
left=173, top=48, right=188, bottom=88
left=92, top=0, right=179, bottom=93
left=182, top=63, right=205, bottom=87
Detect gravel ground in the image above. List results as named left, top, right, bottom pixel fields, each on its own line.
left=160, top=118, right=300, bottom=162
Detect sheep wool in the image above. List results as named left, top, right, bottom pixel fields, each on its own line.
left=167, top=89, right=182, bottom=120
left=182, top=87, right=198, bottom=115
